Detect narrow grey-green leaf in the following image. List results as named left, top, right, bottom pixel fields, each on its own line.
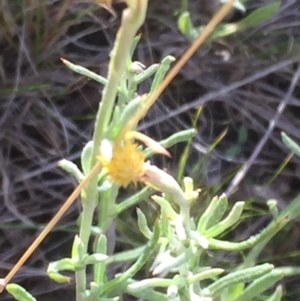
left=6, top=284, right=37, bottom=301
left=237, top=2, right=280, bottom=30
left=281, top=132, right=300, bottom=158
left=233, top=270, right=284, bottom=301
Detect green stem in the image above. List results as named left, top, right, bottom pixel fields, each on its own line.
left=76, top=199, right=97, bottom=301
left=91, top=1, right=148, bottom=162
left=116, top=186, right=154, bottom=214
left=180, top=205, right=192, bottom=238
left=98, top=185, right=118, bottom=233
left=75, top=2, right=149, bottom=299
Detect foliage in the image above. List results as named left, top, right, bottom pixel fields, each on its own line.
left=2, top=1, right=300, bottom=301
left=178, top=2, right=281, bottom=41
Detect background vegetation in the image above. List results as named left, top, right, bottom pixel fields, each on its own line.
left=0, top=0, right=300, bottom=300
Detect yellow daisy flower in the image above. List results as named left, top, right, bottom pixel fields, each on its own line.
left=98, top=131, right=170, bottom=188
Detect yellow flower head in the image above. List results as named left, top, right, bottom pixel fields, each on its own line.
left=99, top=139, right=145, bottom=188
left=98, top=131, right=170, bottom=188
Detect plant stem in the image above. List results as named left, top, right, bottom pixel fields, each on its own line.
left=91, top=0, right=148, bottom=162
left=75, top=1, right=149, bottom=299
left=76, top=198, right=97, bottom=301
